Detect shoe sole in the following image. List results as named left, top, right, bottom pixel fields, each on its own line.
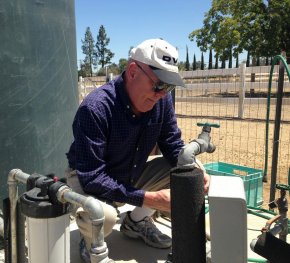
left=120, top=226, right=172, bottom=249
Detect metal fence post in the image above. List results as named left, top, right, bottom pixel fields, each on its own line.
left=238, top=62, right=246, bottom=118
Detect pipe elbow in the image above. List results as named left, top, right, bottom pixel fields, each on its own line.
left=83, top=196, right=104, bottom=220
left=8, top=169, right=22, bottom=184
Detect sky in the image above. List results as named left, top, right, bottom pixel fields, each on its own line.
left=74, top=0, right=212, bottom=66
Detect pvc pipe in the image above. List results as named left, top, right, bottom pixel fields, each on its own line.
left=57, top=186, right=108, bottom=255
left=0, top=212, right=4, bottom=237
left=7, top=169, right=30, bottom=263
left=8, top=169, right=111, bottom=263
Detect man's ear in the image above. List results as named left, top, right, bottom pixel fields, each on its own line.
left=127, top=62, right=138, bottom=81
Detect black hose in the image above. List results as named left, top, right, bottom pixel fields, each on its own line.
left=269, top=59, right=285, bottom=202
left=252, top=232, right=290, bottom=263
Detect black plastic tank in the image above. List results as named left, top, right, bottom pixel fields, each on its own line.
left=0, top=0, right=78, bottom=201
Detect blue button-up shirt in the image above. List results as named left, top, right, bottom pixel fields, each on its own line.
left=66, top=74, right=184, bottom=207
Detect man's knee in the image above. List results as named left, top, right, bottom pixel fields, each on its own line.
left=76, top=201, right=118, bottom=241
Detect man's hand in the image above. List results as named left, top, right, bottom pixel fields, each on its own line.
left=143, top=189, right=171, bottom=212
left=195, top=158, right=210, bottom=194
left=142, top=159, right=210, bottom=212
left=203, top=172, right=210, bottom=194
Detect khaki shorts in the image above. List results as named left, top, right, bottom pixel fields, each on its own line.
left=65, top=156, right=172, bottom=248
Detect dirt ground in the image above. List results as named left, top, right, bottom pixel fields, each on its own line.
left=175, top=98, right=290, bottom=210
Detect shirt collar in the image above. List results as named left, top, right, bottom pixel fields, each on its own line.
left=115, top=72, right=152, bottom=123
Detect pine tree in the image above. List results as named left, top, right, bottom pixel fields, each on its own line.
left=221, top=59, right=226, bottom=69
left=235, top=55, right=239, bottom=68
left=193, top=54, right=197, bottom=70
left=81, top=27, right=96, bottom=77
left=185, top=45, right=190, bottom=70
left=95, top=25, right=114, bottom=69
left=201, top=52, right=204, bottom=70
left=214, top=53, right=219, bottom=69
left=246, top=51, right=250, bottom=67
left=208, top=49, right=213, bottom=69
left=228, top=49, right=232, bottom=68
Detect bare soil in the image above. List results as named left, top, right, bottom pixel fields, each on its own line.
left=175, top=99, right=290, bottom=211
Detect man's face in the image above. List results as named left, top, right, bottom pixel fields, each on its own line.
left=128, top=62, right=167, bottom=114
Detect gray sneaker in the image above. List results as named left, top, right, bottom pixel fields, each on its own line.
left=120, top=211, right=172, bottom=249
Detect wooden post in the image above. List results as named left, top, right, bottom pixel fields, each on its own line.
left=238, top=62, right=246, bottom=118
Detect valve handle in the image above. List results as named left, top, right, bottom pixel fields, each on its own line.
left=276, top=184, right=290, bottom=191
left=197, top=122, right=220, bottom=128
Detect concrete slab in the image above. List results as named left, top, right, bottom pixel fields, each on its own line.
left=70, top=205, right=171, bottom=263
left=70, top=205, right=290, bottom=263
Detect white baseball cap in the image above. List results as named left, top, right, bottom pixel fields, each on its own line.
left=129, top=38, right=185, bottom=87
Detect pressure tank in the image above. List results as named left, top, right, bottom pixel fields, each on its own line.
left=0, top=0, right=78, bottom=201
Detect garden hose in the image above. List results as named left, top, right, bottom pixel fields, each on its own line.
left=264, top=55, right=290, bottom=182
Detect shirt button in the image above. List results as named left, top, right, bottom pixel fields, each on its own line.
left=127, top=105, right=130, bottom=109
left=136, top=147, right=139, bottom=151
left=132, top=114, right=136, bottom=118
left=133, top=164, right=137, bottom=168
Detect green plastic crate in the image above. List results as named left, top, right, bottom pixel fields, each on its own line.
left=204, top=162, right=263, bottom=207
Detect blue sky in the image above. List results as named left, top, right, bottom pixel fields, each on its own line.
left=75, top=0, right=212, bottom=66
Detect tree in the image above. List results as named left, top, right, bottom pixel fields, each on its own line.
left=221, top=58, right=226, bottom=69
left=118, top=58, right=128, bottom=73
left=208, top=49, right=213, bottom=69
left=201, top=52, right=204, bottom=70
left=246, top=51, right=250, bottom=67
left=81, top=27, right=96, bottom=77
left=189, top=0, right=290, bottom=62
left=185, top=45, right=190, bottom=71
left=235, top=54, right=239, bottom=68
left=228, top=49, right=233, bottom=68
left=214, top=53, right=219, bottom=69
left=78, top=61, right=92, bottom=78
left=178, top=61, right=186, bottom=71
left=193, top=54, right=197, bottom=70
left=95, top=25, right=114, bottom=68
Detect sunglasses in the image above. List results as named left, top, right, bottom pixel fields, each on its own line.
left=135, top=63, right=176, bottom=93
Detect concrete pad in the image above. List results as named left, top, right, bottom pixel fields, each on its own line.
left=70, top=205, right=172, bottom=263
left=70, top=205, right=289, bottom=263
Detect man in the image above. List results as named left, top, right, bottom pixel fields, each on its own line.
left=66, top=38, right=210, bottom=262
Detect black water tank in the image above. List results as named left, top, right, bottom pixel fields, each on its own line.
left=0, top=0, right=78, bottom=201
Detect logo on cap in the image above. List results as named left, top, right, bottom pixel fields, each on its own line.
left=162, top=55, right=178, bottom=65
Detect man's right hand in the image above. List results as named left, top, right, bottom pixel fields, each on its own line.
left=143, top=189, right=171, bottom=212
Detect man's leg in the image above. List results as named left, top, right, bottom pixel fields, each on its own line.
left=65, top=169, right=118, bottom=263
left=120, top=156, right=173, bottom=248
